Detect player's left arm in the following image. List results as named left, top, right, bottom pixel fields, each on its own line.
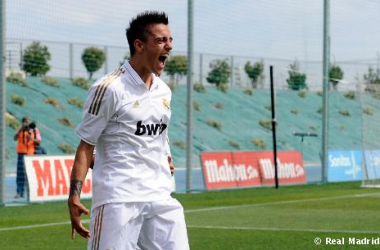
left=168, top=155, right=174, bottom=176
left=165, top=88, right=175, bottom=176
left=165, top=136, right=174, bottom=176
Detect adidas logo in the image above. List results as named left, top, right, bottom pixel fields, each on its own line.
left=133, top=100, right=139, bottom=108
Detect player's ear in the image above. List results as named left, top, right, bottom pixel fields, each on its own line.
left=134, top=39, right=144, bottom=53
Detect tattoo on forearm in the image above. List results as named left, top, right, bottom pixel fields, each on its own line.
left=69, top=180, right=83, bottom=198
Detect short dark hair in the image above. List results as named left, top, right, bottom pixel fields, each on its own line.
left=126, top=11, right=169, bottom=57
left=21, top=117, right=29, bottom=123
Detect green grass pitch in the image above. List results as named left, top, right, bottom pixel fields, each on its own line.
left=1, top=181, right=380, bottom=250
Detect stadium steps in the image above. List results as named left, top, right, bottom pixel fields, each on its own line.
left=5, top=77, right=377, bottom=172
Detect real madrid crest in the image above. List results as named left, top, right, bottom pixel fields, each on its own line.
left=162, top=98, right=170, bottom=111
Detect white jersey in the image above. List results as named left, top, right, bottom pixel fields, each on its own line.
left=76, top=61, right=173, bottom=208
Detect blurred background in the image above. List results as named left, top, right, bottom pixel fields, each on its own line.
left=2, top=0, right=380, bottom=202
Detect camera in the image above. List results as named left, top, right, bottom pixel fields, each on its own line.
left=29, top=122, right=36, bottom=129
left=23, top=121, right=36, bottom=130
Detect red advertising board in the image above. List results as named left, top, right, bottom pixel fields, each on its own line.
left=201, top=151, right=261, bottom=190
left=201, top=151, right=306, bottom=190
left=256, top=151, right=306, bottom=185
left=24, top=155, right=92, bottom=202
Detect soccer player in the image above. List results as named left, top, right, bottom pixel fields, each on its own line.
left=68, top=11, right=190, bottom=250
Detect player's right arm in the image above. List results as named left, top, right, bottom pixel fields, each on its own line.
left=68, top=140, right=94, bottom=239
left=68, top=71, right=119, bottom=239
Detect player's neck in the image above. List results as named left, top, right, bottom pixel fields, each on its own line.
left=129, top=58, right=153, bottom=89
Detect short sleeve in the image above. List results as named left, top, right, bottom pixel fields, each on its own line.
left=75, top=82, right=117, bottom=145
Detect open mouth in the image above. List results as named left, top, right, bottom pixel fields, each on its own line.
left=158, top=55, right=168, bottom=68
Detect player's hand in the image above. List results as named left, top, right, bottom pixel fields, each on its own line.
left=68, top=196, right=90, bottom=239
left=168, top=156, right=174, bottom=176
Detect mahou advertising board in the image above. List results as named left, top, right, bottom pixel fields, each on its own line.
left=201, top=151, right=306, bottom=190
left=201, top=151, right=261, bottom=190
left=24, top=155, right=92, bottom=202
left=256, top=151, right=306, bottom=185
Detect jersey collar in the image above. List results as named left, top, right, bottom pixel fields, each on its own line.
left=124, top=61, right=159, bottom=90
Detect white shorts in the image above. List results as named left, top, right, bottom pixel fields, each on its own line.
left=87, top=198, right=190, bottom=250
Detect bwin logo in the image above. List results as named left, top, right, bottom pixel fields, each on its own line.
left=134, top=120, right=167, bottom=136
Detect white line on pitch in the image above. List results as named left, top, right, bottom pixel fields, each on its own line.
left=184, top=192, right=380, bottom=213
left=1, top=192, right=379, bottom=232
left=187, top=225, right=380, bottom=234
left=0, top=220, right=90, bottom=232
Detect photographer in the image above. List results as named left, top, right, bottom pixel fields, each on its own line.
left=13, top=117, right=41, bottom=198
left=29, top=121, right=46, bottom=155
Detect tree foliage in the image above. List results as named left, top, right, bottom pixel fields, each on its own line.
left=286, top=61, right=307, bottom=90
left=244, top=60, right=264, bottom=88
left=206, top=59, right=231, bottom=88
left=22, top=42, right=51, bottom=76
left=119, top=53, right=130, bottom=66
left=364, top=66, right=380, bottom=84
left=164, top=55, right=187, bottom=84
left=81, top=47, right=106, bottom=80
left=329, top=65, right=344, bottom=90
